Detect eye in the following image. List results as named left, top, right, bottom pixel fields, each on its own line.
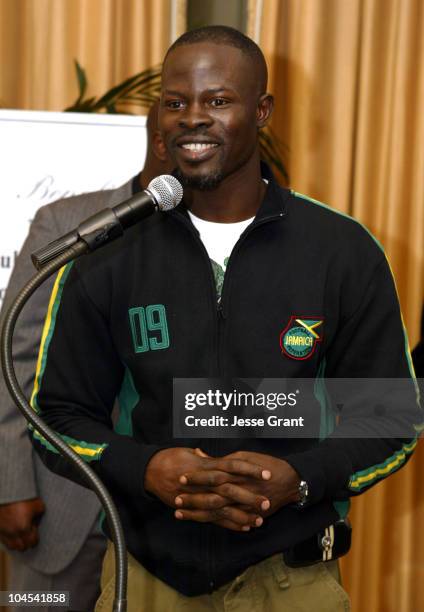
left=165, top=100, right=185, bottom=110
left=210, top=98, right=229, bottom=107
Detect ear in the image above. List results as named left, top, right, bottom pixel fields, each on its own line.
left=256, top=93, right=274, bottom=128
left=152, top=130, right=168, bottom=162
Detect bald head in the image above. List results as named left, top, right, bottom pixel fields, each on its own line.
left=165, top=25, right=268, bottom=95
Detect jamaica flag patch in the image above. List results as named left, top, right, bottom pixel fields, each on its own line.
left=280, top=316, right=323, bottom=360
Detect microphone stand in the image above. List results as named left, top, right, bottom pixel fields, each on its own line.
left=0, top=241, right=127, bottom=612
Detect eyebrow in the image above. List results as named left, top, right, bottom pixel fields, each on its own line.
left=163, top=87, right=234, bottom=96
left=163, top=90, right=185, bottom=97
left=203, top=88, right=233, bottom=95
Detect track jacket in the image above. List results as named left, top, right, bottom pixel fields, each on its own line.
left=30, top=170, right=421, bottom=595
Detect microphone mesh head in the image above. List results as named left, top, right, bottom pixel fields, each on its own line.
left=147, top=175, right=183, bottom=211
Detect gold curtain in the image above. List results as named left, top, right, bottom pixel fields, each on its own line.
left=259, top=0, right=424, bottom=347
left=0, top=0, right=173, bottom=111
left=259, top=1, right=424, bottom=611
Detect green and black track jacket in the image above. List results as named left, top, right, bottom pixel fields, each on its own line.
left=30, top=170, right=421, bottom=595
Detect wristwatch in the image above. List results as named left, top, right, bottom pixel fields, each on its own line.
left=296, top=480, right=309, bottom=508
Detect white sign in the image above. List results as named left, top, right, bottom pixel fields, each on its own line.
left=0, top=109, right=147, bottom=306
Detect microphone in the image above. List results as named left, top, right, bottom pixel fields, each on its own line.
left=31, top=175, right=183, bottom=270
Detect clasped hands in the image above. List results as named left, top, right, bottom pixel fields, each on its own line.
left=144, top=447, right=301, bottom=532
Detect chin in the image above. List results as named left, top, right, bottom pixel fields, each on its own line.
left=173, top=167, right=224, bottom=191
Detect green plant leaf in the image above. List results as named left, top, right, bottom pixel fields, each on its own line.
left=65, top=97, right=98, bottom=113
left=93, top=66, right=161, bottom=110
left=74, top=60, right=87, bottom=105
left=65, top=61, right=161, bottom=113
left=259, top=128, right=289, bottom=184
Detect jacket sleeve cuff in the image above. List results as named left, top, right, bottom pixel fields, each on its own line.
left=284, top=445, right=353, bottom=505
left=97, top=436, right=166, bottom=500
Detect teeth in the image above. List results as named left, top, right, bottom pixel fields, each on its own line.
left=181, top=143, right=218, bottom=151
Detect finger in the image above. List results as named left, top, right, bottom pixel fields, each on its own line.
left=175, top=493, right=270, bottom=515
left=13, top=525, right=38, bottom=551
left=230, top=503, right=271, bottom=514
left=179, top=460, right=269, bottom=485
left=213, top=518, right=253, bottom=532
left=2, top=535, right=27, bottom=551
left=210, top=458, right=271, bottom=481
left=179, top=469, right=238, bottom=487
left=24, top=526, right=39, bottom=549
left=175, top=509, right=212, bottom=523
left=175, top=506, right=262, bottom=527
left=179, top=469, right=265, bottom=488
left=214, top=482, right=270, bottom=512
left=216, top=505, right=264, bottom=527
left=175, top=493, right=228, bottom=510
left=194, top=448, right=210, bottom=458
left=34, top=498, right=46, bottom=517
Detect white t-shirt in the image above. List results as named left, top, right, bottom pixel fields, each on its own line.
left=188, top=210, right=255, bottom=299
left=187, top=180, right=267, bottom=269
left=188, top=211, right=254, bottom=268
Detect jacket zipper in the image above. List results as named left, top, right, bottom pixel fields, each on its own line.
left=219, top=213, right=285, bottom=315
left=169, top=211, right=222, bottom=591
left=208, top=300, right=225, bottom=591
left=212, top=214, right=285, bottom=590
left=170, top=209, right=285, bottom=591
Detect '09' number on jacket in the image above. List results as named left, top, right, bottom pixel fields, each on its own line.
left=129, top=304, right=170, bottom=353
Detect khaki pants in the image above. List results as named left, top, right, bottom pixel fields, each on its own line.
left=95, top=543, right=351, bottom=612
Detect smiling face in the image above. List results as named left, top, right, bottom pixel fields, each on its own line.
left=159, top=42, right=273, bottom=191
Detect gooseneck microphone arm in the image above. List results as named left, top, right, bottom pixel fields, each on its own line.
left=0, top=242, right=128, bottom=612
left=0, top=175, right=183, bottom=612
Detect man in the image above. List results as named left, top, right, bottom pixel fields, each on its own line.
left=29, top=27, right=421, bottom=612
left=0, top=102, right=170, bottom=612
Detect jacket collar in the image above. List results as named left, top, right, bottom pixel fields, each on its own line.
left=254, top=161, right=288, bottom=223
left=173, top=161, right=288, bottom=224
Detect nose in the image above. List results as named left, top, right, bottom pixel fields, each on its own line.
left=178, top=102, right=213, bottom=131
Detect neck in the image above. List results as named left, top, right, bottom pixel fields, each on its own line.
left=188, top=154, right=265, bottom=223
